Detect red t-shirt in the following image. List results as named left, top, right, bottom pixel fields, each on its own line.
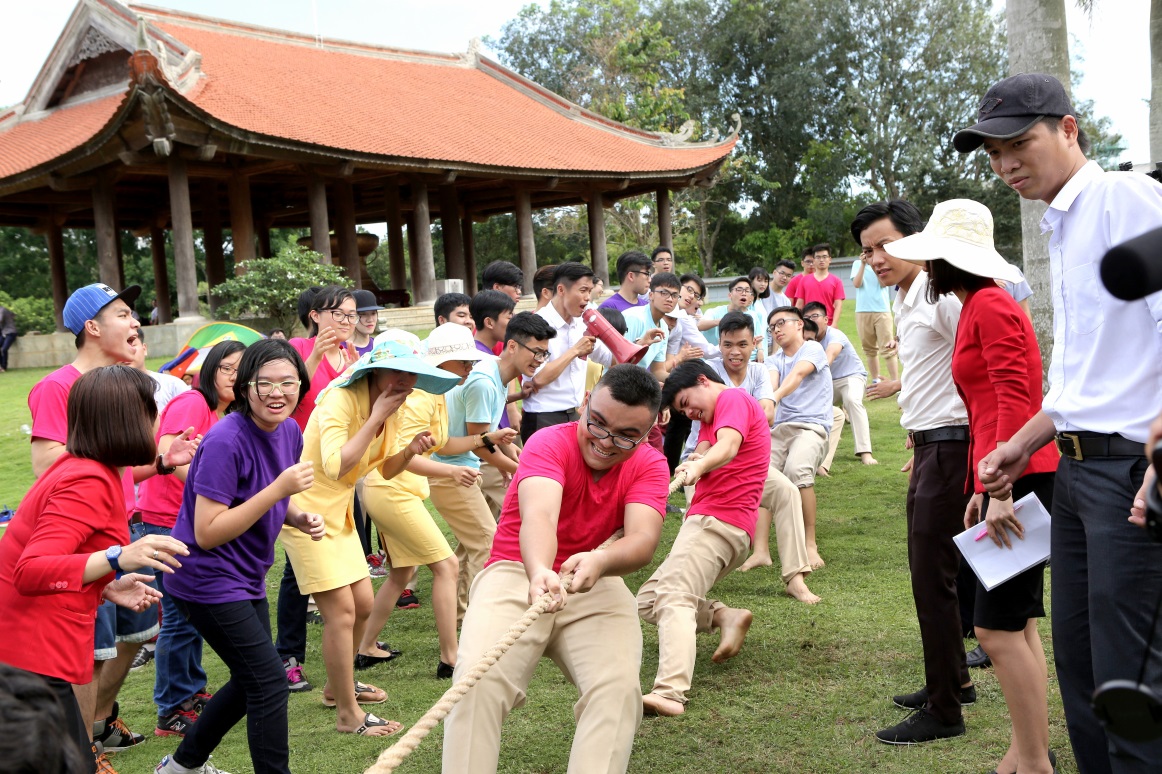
left=0, top=454, right=128, bottom=683
left=137, top=390, right=219, bottom=527
left=687, top=388, right=771, bottom=541
left=289, top=337, right=349, bottom=432
left=789, top=273, right=846, bottom=323
left=487, top=422, right=669, bottom=572
left=28, top=364, right=135, bottom=516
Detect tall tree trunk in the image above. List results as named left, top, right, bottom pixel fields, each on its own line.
left=1152, top=0, right=1162, bottom=161
left=1006, top=0, right=1070, bottom=382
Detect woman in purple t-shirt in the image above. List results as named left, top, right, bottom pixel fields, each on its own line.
left=157, top=340, right=325, bottom=774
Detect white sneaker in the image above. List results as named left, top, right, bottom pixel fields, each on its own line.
left=156, top=754, right=232, bottom=774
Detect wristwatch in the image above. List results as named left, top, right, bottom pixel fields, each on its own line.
left=105, top=544, right=123, bottom=572
left=479, top=433, right=497, bottom=453
left=155, top=453, right=176, bottom=476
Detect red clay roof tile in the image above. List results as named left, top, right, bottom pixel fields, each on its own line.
left=0, top=93, right=125, bottom=179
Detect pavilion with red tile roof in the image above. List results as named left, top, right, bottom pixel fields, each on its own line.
left=0, top=0, right=735, bottom=329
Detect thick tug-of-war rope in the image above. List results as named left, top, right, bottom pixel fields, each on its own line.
left=364, top=472, right=687, bottom=774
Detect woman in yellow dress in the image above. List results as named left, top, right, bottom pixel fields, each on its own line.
left=281, top=339, right=460, bottom=736
left=357, top=325, right=516, bottom=677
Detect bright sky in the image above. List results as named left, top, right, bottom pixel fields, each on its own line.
left=0, top=0, right=1153, bottom=166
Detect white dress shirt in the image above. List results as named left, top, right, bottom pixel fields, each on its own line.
left=1040, top=161, right=1162, bottom=443
left=523, top=302, right=611, bottom=413
left=894, top=272, right=968, bottom=431
left=664, top=309, right=721, bottom=360
left=148, top=370, right=191, bottom=414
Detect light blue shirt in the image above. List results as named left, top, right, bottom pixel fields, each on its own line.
left=623, top=304, right=669, bottom=369
left=433, top=358, right=506, bottom=469
left=768, top=340, right=832, bottom=430
left=821, top=327, right=866, bottom=380
left=850, top=260, right=891, bottom=313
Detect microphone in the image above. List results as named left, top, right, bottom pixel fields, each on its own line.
left=1100, top=225, right=1162, bottom=301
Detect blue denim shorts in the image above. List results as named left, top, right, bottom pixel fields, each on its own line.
left=93, top=523, right=162, bottom=660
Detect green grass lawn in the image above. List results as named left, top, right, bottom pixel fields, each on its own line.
left=0, top=319, right=1077, bottom=773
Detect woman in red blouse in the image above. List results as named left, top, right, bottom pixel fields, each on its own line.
left=889, top=199, right=1059, bottom=774
left=0, top=366, right=189, bottom=769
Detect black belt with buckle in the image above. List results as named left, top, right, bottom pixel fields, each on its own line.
left=909, top=426, right=969, bottom=446
left=1054, top=432, right=1143, bottom=461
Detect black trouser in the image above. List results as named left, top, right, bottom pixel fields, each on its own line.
left=664, top=412, right=693, bottom=474
left=1050, top=454, right=1162, bottom=774
left=906, top=438, right=972, bottom=725
left=172, top=596, right=291, bottom=774
left=274, top=553, right=307, bottom=663
left=957, top=561, right=977, bottom=639
left=520, top=409, right=577, bottom=445
left=0, top=332, right=15, bottom=371
left=43, top=673, right=94, bottom=774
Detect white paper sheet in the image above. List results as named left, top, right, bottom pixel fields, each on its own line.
left=953, top=492, right=1051, bottom=592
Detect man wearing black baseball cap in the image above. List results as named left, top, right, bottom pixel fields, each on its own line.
left=959, top=73, right=1162, bottom=773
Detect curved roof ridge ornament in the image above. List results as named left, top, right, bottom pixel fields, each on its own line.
left=129, top=16, right=175, bottom=157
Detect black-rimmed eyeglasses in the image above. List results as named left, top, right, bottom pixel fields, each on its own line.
left=584, top=405, right=650, bottom=450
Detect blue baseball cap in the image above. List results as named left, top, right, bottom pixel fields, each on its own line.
left=63, top=283, right=142, bottom=335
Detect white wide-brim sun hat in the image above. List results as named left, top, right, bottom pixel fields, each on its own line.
left=884, top=199, right=1023, bottom=285
left=422, top=322, right=495, bottom=368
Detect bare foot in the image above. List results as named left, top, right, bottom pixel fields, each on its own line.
left=859, top=453, right=879, bottom=465
left=807, top=549, right=826, bottom=570
left=816, top=466, right=831, bottom=478
left=785, top=574, right=821, bottom=604
left=737, top=553, right=773, bottom=572
left=642, top=693, right=685, bottom=716
left=711, top=607, right=753, bottom=663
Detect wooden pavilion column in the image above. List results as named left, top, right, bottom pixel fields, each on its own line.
left=167, top=155, right=202, bottom=320
left=656, top=187, right=672, bottom=249
left=92, top=172, right=120, bottom=288
left=114, top=223, right=126, bottom=290
left=201, top=181, right=226, bottom=314
left=515, top=188, right=536, bottom=296
left=256, top=216, right=273, bottom=258
left=439, top=185, right=465, bottom=285
left=405, top=211, right=420, bottom=302
left=462, top=214, right=477, bottom=293
left=587, top=192, right=608, bottom=284
left=149, top=224, right=173, bottom=323
left=306, top=173, right=332, bottom=263
left=334, top=178, right=360, bottom=288
left=228, top=171, right=256, bottom=273
left=384, top=184, right=407, bottom=290
left=45, top=221, right=68, bottom=332
left=411, top=179, right=436, bottom=305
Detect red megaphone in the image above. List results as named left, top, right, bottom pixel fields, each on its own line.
left=582, top=308, right=649, bottom=365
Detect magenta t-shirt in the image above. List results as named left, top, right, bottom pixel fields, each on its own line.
left=790, top=274, right=846, bottom=323
left=137, top=390, right=219, bottom=528
left=687, top=388, right=770, bottom=541
left=165, top=412, right=304, bottom=604
left=28, top=364, right=135, bottom=516
left=288, top=337, right=348, bottom=432
left=487, top=422, right=668, bottom=572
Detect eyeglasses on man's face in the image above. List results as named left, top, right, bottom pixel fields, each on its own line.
left=249, top=379, right=301, bottom=397
left=584, top=405, right=649, bottom=450
left=516, top=340, right=550, bottom=362
left=803, top=312, right=826, bottom=321
left=768, top=318, right=800, bottom=332
left=681, top=285, right=703, bottom=302
left=652, top=288, right=680, bottom=301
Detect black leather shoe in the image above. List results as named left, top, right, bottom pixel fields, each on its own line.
left=354, top=649, right=402, bottom=671
left=875, top=708, right=965, bottom=744
left=967, top=644, right=991, bottom=668
left=892, top=684, right=976, bottom=709
left=437, top=661, right=455, bottom=679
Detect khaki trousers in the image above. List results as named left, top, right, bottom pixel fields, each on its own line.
left=821, top=407, right=847, bottom=472
left=428, top=477, right=497, bottom=621
left=478, top=460, right=509, bottom=518
left=442, top=562, right=643, bottom=774
left=761, top=466, right=812, bottom=582
left=856, top=311, right=896, bottom=363
left=637, top=515, right=750, bottom=704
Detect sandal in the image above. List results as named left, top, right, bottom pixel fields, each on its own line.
left=322, top=680, right=387, bottom=707
left=349, top=712, right=402, bottom=737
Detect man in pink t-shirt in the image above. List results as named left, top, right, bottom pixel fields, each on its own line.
left=638, top=360, right=770, bottom=717
left=790, top=243, right=846, bottom=324
left=443, top=366, right=669, bottom=774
